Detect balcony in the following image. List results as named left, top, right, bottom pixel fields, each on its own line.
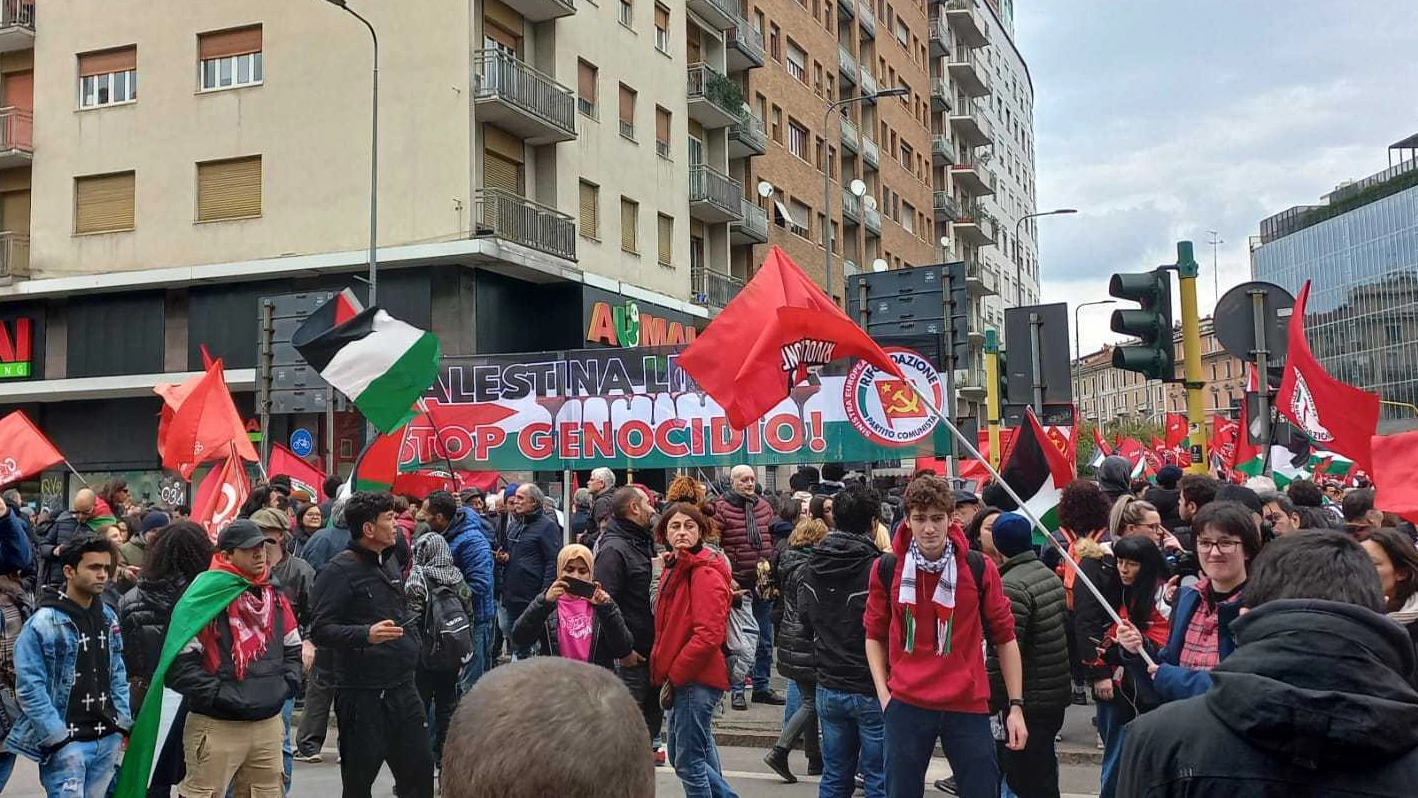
left=933, top=191, right=958, bottom=222
left=952, top=206, right=995, bottom=246
left=860, top=68, right=879, bottom=98
left=837, top=0, right=855, bottom=20
left=947, top=49, right=991, bottom=97
left=0, top=231, right=28, bottom=282
left=841, top=188, right=863, bottom=225
left=473, top=188, right=576, bottom=261
left=931, top=134, right=955, bottom=166
left=691, top=265, right=745, bottom=309
left=499, top=0, right=574, bottom=22
left=928, top=16, right=949, bottom=58
left=958, top=368, right=988, bottom=402
left=687, top=0, right=738, bottom=31
left=728, top=111, right=767, bottom=159
left=726, top=22, right=766, bottom=71
left=838, top=44, right=859, bottom=85
left=689, top=164, right=744, bottom=223
left=687, top=63, right=743, bottom=128
left=965, top=259, right=998, bottom=297
left=0, top=107, right=32, bottom=168
left=930, top=78, right=951, bottom=113
left=0, top=1, right=33, bottom=54
left=859, top=3, right=875, bottom=38
left=730, top=199, right=769, bottom=244
left=949, top=103, right=991, bottom=148
left=471, top=50, right=576, bottom=145
left=862, top=135, right=880, bottom=170
left=865, top=204, right=882, bottom=235
left=839, top=114, right=860, bottom=153
left=943, top=0, right=989, bottom=48
left=950, top=161, right=996, bottom=195
left=844, top=259, right=861, bottom=277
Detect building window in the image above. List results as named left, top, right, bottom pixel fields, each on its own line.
left=621, top=197, right=639, bottom=253
left=74, top=171, right=136, bottom=234
left=654, top=4, right=671, bottom=52
left=814, top=136, right=825, bottom=170
left=813, top=62, right=824, bottom=97
left=770, top=106, right=782, bottom=142
left=899, top=141, right=912, bottom=169
left=619, top=0, right=634, bottom=27
left=786, top=40, right=807, bottom=82
left=690, top=236, right=705, bottom=269
left=196, top=156, right=262, bottom=222
left=655, top=106, right=671, bottom=158
left=618, top=84, right=636, bottom=139
left=577, top=60, right=597, bottom=117
left=78, top=47, right=137, bottom=108
left=199, top=26, right=263, bottom=91
left=787, top=120, right=808, bottom=159
left=657, top=214, right=673, bottom=266
left=816, top=212, right=827, bottom=245
left=789, top=199, right=811, bottom=239
left=769, top=23, right=781, bottom=61
left=902, top=200, right=915, bottom=233
left=579, top=180, right=599, bottom=239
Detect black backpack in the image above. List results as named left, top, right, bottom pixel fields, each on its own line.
left=420, top=583, right=475, bottom=672
left=876, top=548, right=992, bottom=641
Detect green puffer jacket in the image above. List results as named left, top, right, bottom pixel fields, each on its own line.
left=986, top=550, right=1073, bottom=713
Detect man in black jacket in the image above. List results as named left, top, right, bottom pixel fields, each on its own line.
left=311, top=492, right=434, bottom=798
left=593, top=487, right=662, bottom=750
left=168, top=519, right=301, bottom=797
left=38, top=488, right=96, bottom=588
left=798, top=484, right=885, bottom=797
left=1120, top=531, right=1418, bottom=797
left=498, top=484, right=560, bottom=658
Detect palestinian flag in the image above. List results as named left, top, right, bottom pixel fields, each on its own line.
left=1311, top=449, right=1354, bottom=478
left=349, top=425, right=407, bottom=493
left=292, top=294, right=441, bottom=434
left=998, top=409, right=1073, bottom=545
left=1088, top=426, right=1112, bottom=469
left=114, top=569, right=251, bottom=798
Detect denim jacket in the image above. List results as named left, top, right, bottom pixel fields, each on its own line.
left=4, top=602, right=132, bottom=762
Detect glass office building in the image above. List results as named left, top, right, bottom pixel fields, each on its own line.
left=1250, top=138, right=1418, bottom=429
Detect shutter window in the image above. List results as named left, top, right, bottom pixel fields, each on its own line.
left=577, top=60, right=596, bottom=113
left=618, top=84, right=634, bottom=134
left=78, top=47, right=137, bottom=77
left=657, top=214, right=672, bottom=265
left=199, top=26, right=262, bottom=60
left=196, top=156, right=262, bottom=222
left=620, top=198, right=638, bottom=253
left=484, top=151, right=523, bottom=195
left=655, top=107, right=670, bottom=145
left=579, top=180, right=598, bottom=239
left=74, top=172, right=135, bottom=234
left=655, top=4, right=669, bottom=29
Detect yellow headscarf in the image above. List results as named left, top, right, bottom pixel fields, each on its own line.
left=556, top=543, right=595, bottom=576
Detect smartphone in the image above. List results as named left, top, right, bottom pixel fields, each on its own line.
left=563, top=578, right=596, bottom=599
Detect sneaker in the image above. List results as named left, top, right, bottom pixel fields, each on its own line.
left=935, top=776, right=958, bottom=794
left=1072, top=684, right=1089, bottom=705
left=763, top=746, right=796, bottom=784
left=293, top=752, right=323, bottom=764
left=752, top=688, right=787, bottom=706
left=1096, top=732, right=1105, bottom=750
left=731, top=693, right=748, bottom=711
left=855, top=773, right=866, bottom=791
left=654, top=748, right=667, bottom=767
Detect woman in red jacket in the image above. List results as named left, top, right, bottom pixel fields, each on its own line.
left=650, top=502, right=739, bottom=798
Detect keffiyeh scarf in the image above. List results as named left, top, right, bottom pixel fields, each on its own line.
left=898, top=537, right=958, bottom=655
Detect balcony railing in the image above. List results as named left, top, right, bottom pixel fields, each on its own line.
left=473, top=188, right=576, bottom=261
left=726, top=22, right=766, bottom=69
left=471, top=50, right=576, bottom=143
left=1, top=1, right=33, bottom=32
left=860, top=68, right=878, bottom=97
left=687, top=63, right=743, bottom=127
left=0, top=231, right=28, bottom=280
left=930, top=78, right=951, bottom=113
left=838, top=44, right=859, bottom=84
left=691, top=265, right=745, bottom=308
left=858, top=2, right=875, bottom=37
left=932, top=134, right=955, bottom=165
left=0, top=107, right=32, bottom=153
left=862, top=135, right=880, bottom=169
left=864, top=204, right=881, bottom=235
left=933, top=191, right=958, bottom=220
left=943, top=0, right=989, bottom=48
left=728, top=110, right=767, bottom=156
left=687, top=0, right=738, bottom=30
left=947, top=47, right=991, bottom=96
left=842, top=187, right=862, bottom=222
left=689, top=164, right=743, bottom=220
left=731, top=198, right=769, bottom=242
left=928, top=16, right=948, bottom=57
left=839, top=114, right=860, bottom=152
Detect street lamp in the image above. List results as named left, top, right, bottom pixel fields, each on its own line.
left=1013, top=208, right=1077, bottom=305
left=322, top=0, right=380, bottom=304
left=824, top=87, right=908, bottom=303
left=1074, top=299, right=1115, bottom=421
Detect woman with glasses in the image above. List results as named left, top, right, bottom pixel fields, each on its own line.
left=1117, top=500, right=1260, bottom=706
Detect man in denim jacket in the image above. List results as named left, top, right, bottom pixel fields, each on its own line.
left=5, top=535, right=131, bottom=798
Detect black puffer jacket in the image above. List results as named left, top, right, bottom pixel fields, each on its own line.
left=510, top=593, right=634, bottom=664
left=986, top=551, right=1072, bottom=713
left=166, top=586, right=301, bottom=721
left=1120, top=599, right=1418, bottom=797
left=118, top=576, right=187, bottom=685
left=593, top=517, right=656, bottom=660
left=311, top=542, right=421, bottom=689
left=774, top=544, right=816, bottom=684
left=800, top=531, right=880, bottom=696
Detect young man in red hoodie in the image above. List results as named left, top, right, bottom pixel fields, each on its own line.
left=865, top=474, right=1028, bottom=798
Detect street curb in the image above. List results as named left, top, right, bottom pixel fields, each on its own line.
left=711, top=728, right=1104, bottom=766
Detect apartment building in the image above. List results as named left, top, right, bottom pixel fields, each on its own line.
left=1074, top=318, right=1247, bottom=425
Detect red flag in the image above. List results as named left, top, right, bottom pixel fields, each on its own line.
left=1164, top=413, right=1188, bottom=449
left=678, top=246, right=906, bottom=429
left=1092, top=426, right=1114, bottom=457
left=192, top=455, right=250, bottom=539
left=160, top=359, right=259, bottom=478
left=268, top=445, right=327, bottom=502
left=1275, top=281, right=1380, bottom=474
left=0, top=411, right=65, bottom=486
left=1210, top=416, right=1238, bottom=468
left=1370, top=431, right=1418, bottom=525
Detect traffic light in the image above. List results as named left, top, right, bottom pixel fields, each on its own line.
left=1109, top=268, right=1175, bottom=381
left=946, top=262, right=969, bottom=367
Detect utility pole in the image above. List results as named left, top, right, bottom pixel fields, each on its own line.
left=1176, top=242, right=1209, bottom=474
left=984, top=329, right=1002, bottom=469
left=1207, top=230, right=1223, bottom=310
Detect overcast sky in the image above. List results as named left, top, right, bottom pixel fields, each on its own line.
left=1014, top=1, right=1418, bottom=355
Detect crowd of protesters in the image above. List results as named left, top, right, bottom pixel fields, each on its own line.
left=0, top=459, right=1415, bottom=798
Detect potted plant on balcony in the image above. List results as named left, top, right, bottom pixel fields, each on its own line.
left=705, top=71, right=743, bottom=113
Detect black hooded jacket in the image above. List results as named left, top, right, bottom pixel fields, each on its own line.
left=773, top=543, right=816, bottom=684
left=592, top=516, right=656, bottom=660
left=1097, top=456, right=1133, bottom=504
left=1119, top=599, right=1418, bottom=797
left=799, top=531, right=881, bottom=696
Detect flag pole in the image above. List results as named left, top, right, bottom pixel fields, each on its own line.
left=63, top=460, right=88, bottom=486
left=417, top=399, right=461, bottom=493
left=905, top=382, right=1155, bottom=667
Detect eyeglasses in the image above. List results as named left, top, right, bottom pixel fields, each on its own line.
left=1196, top=538, right=1242, bottom=554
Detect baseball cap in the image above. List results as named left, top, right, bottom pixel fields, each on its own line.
left=140, top=511, right=171, bottom=534
left=249, top=508, right=289, bottom=533
left=217, top=519, right=267, bottom=552
left=952, top=489, right=981, bottom=506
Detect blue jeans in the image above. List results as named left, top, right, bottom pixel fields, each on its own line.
left=282, top=696, right=295, bottom=789
left=749, top=597, right=774, bottom=694
left=816, top=685, right=885, bottom=798
left=785, top=679, right=801, bottom=725
left=883, top=699, right=996, bottom=798
left=39, top=735, right=121, bottom=798
left=1095, top=699, right=1134, bottom=798
left=669, top=683, right=739, bottom=798
left=459, top=620, right=494, bottom=695
left=0, top=751, right=14, bottom=792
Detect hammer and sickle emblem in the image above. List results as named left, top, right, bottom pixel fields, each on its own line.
left=887, top=389, right=919, bottom=415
